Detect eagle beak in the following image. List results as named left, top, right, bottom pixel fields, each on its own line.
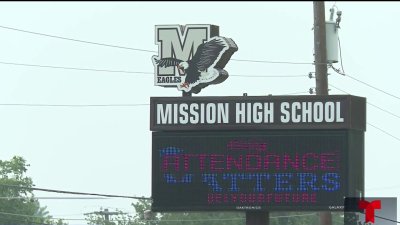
left=177, top=66, right=185, bottom=75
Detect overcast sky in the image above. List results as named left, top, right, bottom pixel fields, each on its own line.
left=0, top=1, right=399, bottom=223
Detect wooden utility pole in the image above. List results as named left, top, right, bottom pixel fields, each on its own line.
left=313, top=1, right=329, bottom=96
left=313, top=1, right=332, bottom=225
left=85, top=208, right=122, bottom=225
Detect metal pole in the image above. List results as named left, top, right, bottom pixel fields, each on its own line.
left=246, top=211, right=269, bottom=225
left=313, top=1, right=332, bottom=225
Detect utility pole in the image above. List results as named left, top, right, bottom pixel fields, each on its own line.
left=313, top=1, right=332, bottom=225
left=85, top=208, right=122, bottom=225
left=313, top=1, right=329, bottom=96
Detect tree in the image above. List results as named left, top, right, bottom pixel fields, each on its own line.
left=85, top=208, right=136, bottom=225
left=87, top=200, right=253, bottom=225
left=0, top=156, right=66, bottom=225
left=131, top=199, right=155, bottom=225
left=130, top=200, right=319, bottom=225
left=87, top=199, right=344, bottom=225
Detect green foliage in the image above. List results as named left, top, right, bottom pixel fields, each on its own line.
left=0, top=156, right=66, bottom=225
left=158, top=211, right=244, bottom=225
left=85, top=209, right=136, bottom=225
left=269, top=212, right=317, bottom=225
left=86, top=199, right=345, bottom=225
left=131, top=199, right=154, bottom=225
left=128, top=199, right=246, bottom=225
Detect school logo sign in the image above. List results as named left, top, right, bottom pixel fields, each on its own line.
left=152, top=24, right=238, bottom=94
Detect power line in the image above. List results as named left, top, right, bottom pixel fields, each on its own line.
left=345, top=74, right=400, bottom=101
left=368, top=122, right=400, bottom=142
left=2, top=207, right=400, bottom=224
left=333, top=214, right=400, bottom=225
left=230, top=74, right=306, bottom=78
left=229, top=58, right=316, bottom=65
left=0, top=211, right=86, bottom=221
left=0, top=61, right=153, bottom=75
left=0, top=90, right=311, bottom=107
left=0, top=61, right=308, bottom=78
left=0, top=211, right=317, bottom=223
left=373, top=215, right=400, bottom=224
left=328, top=83, right=400, bottom=142
left=359, top=212, right=400, bottom=224
left=331, top=33, right=400, bottom=101
left=367, top=102, right=400, bottom=120
left=338, top=30, right=400, bottom=124
left=0, top=196, right=107, bottom=199
left=0, top=210, right=239, bottom=223
left=0, top=184, right=151, bottom=200
left=0, top=24, right=325, bottom=65
left=0, top=25, right=156, bottom=53
left=329, top=83, right=400, bottom=120
left=328, top=83, right=348, bottom=94
left=0, top=91, right=310, bottom=108
left=330, top=65, right=400, bottom=101
left=337, top=34, right=345, bottom=73
left=0, top=103, right=149, bottom=107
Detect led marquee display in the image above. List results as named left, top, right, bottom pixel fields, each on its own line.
left=152, top=130, right=364, bottom=211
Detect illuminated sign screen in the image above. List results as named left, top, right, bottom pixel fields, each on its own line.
left=152, top=130, right=364, bottom=211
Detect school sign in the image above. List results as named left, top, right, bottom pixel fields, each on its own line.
left=150, top=24, right=365, bottom=212
left=150, top=95, right=366, bottom=211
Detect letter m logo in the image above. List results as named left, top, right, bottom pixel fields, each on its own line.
left=152, top=24, right=219, bottom=87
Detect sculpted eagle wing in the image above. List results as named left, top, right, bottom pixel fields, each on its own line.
left=155, top=57, right=183, bottom=67
left=192, top=37, right=227, bottom=71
